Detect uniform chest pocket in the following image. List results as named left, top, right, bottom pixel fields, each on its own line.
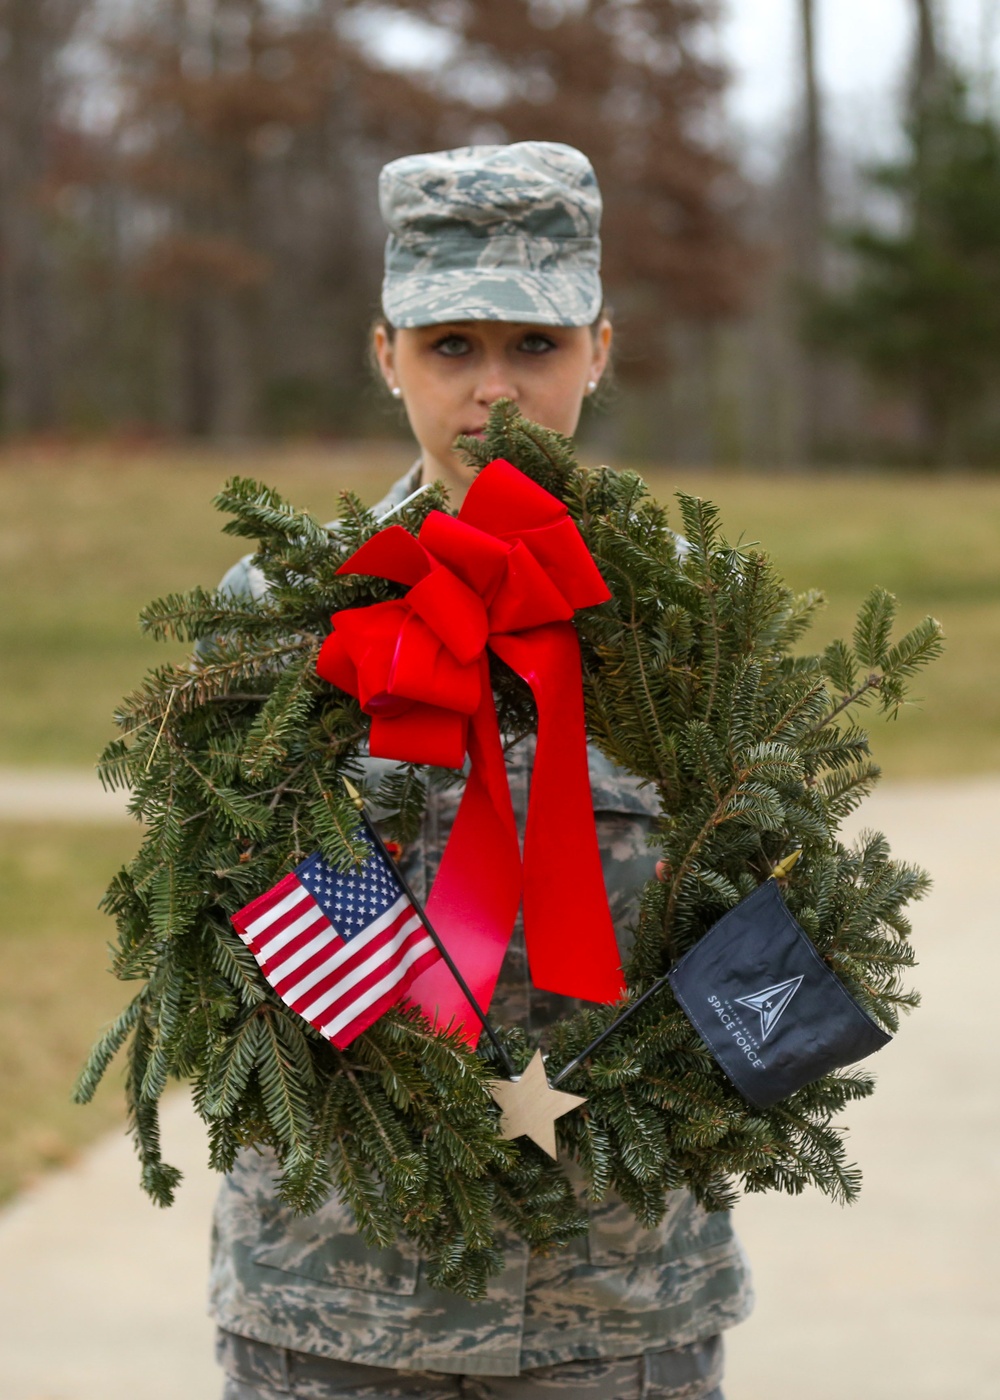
left=585, top=1187, right=736, bottom=1268
left=251, top=1194, right=420, bottom=1296
left=586, top=1188, right=689, bottom=1267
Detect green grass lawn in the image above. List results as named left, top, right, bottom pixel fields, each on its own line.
left=0, top=441, right=407, bottom=769
left=646, top=467, right=1000, bottom=776
left=2, top=441, right=996, bottom=775
left=0, top=822, right=140, bottom=1203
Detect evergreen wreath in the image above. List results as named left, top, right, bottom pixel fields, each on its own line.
left=77, top=403, right=943, bottom=1300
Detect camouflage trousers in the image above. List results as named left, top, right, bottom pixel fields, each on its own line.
left=216, top=1330, right=724, bottom=1400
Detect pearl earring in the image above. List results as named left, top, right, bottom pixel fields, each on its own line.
left=391, top=386, right=402, bottom=399
left=587, top=379, right=598, bottom=394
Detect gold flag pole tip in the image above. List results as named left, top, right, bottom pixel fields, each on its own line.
left=770, top=849, right=803, bottom=881
left=342, top=776, right=364, bottom=811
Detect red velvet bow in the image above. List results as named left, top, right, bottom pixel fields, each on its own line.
left=317, top=458, right=625, bottom=1040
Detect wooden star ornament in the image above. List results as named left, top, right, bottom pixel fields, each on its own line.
left=487, top=1050, right=587, bottom=1158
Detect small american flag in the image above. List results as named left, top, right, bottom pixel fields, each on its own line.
left=231, top=833, right=441, bottom=1049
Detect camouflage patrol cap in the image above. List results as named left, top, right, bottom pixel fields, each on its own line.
left=379, top=141, right=603, bottom=328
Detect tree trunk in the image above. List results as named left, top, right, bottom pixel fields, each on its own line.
left=0, top=0, right=58, bottom=431
left=912, top=0, right=943, bottom=119
left=210, top=291, right=259, bottom=440
left=789, top=0, right=828, bottom=465
left=798, top=0, right=824, bottom=284
left=910, top=0, right=946, bottom=459
left=179, top=298, right=214, bottom=438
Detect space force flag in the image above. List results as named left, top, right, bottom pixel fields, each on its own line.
left=668, top=880, right=891, bottom=1109
left=231, top=833, right=441, bottom=1049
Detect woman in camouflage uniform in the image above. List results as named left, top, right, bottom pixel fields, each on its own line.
left=211, top=141, right=752, bottom=1400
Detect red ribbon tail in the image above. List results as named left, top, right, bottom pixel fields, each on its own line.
left=404, top=658, right=522, bottom=1044
left=491, top=624, right=626, bottom=1005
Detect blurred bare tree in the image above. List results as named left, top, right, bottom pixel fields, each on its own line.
left=0, top=0, right=87, bottom=431
left=913, top=0, right=944, bottom=117
left=0, top=0, right=750, bottom=441
left=113, top=2, right=352, bottom=436
left=394, top=0, right=752, bottom=375
left=12, top=0, right=997, bottom=469
left=95, top=1, right=407, bottom=436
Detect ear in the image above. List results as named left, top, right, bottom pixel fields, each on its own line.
left=590, top=318, right=612, bottom=384
left=373, top=323, right=396, bottom=392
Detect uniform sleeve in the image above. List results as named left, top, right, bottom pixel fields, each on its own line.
left=217, top=553, right=270, bottom=601
left=209, top=461, right=421, bottom=608
left=193, top=554, right=271, bottom=660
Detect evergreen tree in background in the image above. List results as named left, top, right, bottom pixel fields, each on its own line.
left=0, top=0, right=86, bottom=432
left=809, top=77, right=1000, bottom=464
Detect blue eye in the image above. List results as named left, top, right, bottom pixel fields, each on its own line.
left=520, top=333, right=557, bottom=354
left=433, top=334, right=471, bottom=357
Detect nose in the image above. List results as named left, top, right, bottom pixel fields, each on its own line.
left=473, top=353, right=518, bottom=405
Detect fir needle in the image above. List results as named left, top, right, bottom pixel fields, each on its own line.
left=550, top=974, right=671, bottom=1088
left=145, top=686, right=176, bottom=773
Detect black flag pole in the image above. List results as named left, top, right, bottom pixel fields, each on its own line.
left=342, top=778, right=518, bottom=1079
left=550, top=975, right=669, bottom=1087
left=550, top=852, right=804, bottom=1089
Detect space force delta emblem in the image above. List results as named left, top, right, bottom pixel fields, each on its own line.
left=736, top=976, right=803, bottom=1040
left=668, top=880, right=892, bottom=1109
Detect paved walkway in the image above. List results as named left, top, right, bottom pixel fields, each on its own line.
left=725, top=778, right=1000, bottom=1400
left=1, top=779, right=998, bottom=1399
left=0, top=768, right=130, bottom=822
left=0, top=1092, right=219, bottom=1400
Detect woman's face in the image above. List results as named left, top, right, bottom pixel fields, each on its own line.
left=374, top=319, right=611, bottom=500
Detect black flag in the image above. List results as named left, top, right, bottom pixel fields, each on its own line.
left=668, top=880, right=891, bottom=1109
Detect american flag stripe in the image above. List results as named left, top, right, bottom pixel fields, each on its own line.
left=261, top=893, right=378, bottom=980
left=264, top=924, right=339, bottom=985
left=264, top=892, right=411, bottom=991
left=312, top=928, right=439, bottom=1046
left=246, top=891, right=323, bottom=957
left=247, top=890, right=409, bottom=996
left=295, top=910, right=426, bottom=1020
left=230, top=838, right=443, bottom=1050
left=276, top=901, right=418, bottom=1005
left=267, top=890, right=411, bottom=980
left=259, top=906, right=340, bottom=976
left=320, top=935, right=438, bottom=1041
left=255, top=885, right=408, bottom=968
left=242, top=875, right=308, bottom=935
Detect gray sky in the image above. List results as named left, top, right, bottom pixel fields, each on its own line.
left=721, top=0, right=1000, bottom=151
left=350, top=2, right=1000, bottom=171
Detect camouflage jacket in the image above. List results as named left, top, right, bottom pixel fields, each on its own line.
left=207, top=465, right=753, bottom=1377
